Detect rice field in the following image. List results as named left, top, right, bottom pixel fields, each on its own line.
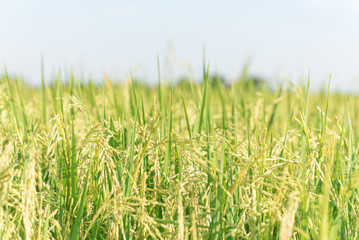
left=0, top=63, right=359, bottom=239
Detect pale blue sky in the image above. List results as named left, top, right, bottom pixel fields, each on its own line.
left=1, top=0, right=359, bottom=90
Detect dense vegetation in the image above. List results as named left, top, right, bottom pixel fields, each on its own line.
left=0, top=64, right=358, bottom=239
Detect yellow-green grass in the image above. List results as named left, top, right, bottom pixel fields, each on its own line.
left=0, top=66, right=358, bottom=239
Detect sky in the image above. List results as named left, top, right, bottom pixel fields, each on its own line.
left=1, top=0, right=359, bottom=91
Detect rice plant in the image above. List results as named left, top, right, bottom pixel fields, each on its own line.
left=0, top=64, right=358, bottom=239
